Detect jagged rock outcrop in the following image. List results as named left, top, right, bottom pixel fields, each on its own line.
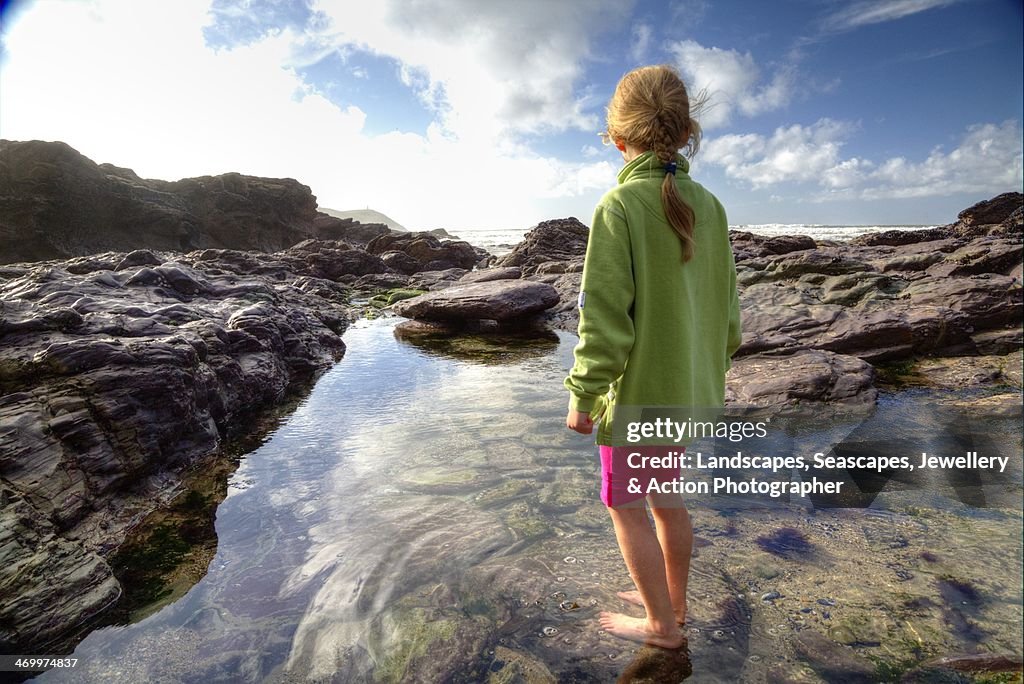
left=520, top=193, right=1022, bottom=407
left=0, top=140, right=390, bottom=264
left=541, top=194, right=1022, bottom=362
left=365, top=231, right=482, bottom=272
left=0, top=239, right=373, bottom=652
left=312, top=214, right=391, bottom=245
left=493, top=218, right=589, bottom=275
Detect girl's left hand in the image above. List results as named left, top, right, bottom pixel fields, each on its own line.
left=566, top=409, right=594, bottom=434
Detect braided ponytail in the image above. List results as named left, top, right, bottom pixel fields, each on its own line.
left=603, top=66, right=705, bottom=263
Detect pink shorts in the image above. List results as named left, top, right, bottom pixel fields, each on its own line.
left=600, top=445, right=684, bottom=508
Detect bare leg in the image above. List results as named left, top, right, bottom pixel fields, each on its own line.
left=617, top=493, right=692, bottom=625
left=600, top=504, right=685, bottom=648
left=650, top=492, right=692, bottom=624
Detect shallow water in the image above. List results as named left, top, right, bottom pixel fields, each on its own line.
left=33, top=318, right=1022, bottom=683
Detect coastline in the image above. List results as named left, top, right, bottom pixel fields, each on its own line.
left=0, top=141, right=1020, bottom=679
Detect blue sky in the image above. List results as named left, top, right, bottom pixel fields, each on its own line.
left=1, top=0, right=1021, bottom=231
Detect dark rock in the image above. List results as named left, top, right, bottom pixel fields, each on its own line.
left=366, top=231, right=481, bottom=272
left=956, top=192, right=1023, bottom=227
left=792, top=630, right=877, bottom=684
left=408, top=268, right=468, bottom=291
left=284, top=239, right=390, bottom=279
left=923, top=237, right=1022, bottom=277
left=726, top=350, right=878, bottom=407
left=494, top=218, right=589, bottom=275
left=999, top=205, right=1023, bottom=232
left=0, top=239, right=362, bottom=652
left=0, top=140, right=332, bottom=263
left=850, top=227, right=949, bottom=246
left=312, top=213, right=390, bottom=245
left=352, top=272, right=411, bottom=290
left=392, top=280, right=560, bottom=321
left=115, top=249, right=163, bottom=270
left=459, top=266, right=522, bottom=283
left=0, top=485, right=122, bottom=650
left=380, top=250, right=421, bottom=276
left=729, top=231, right=817, bottom=259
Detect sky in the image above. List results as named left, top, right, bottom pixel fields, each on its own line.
left=0, top=0, right=1021, bottom=232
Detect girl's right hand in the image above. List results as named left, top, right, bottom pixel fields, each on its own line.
left=566, top=409, right=594, bottom=434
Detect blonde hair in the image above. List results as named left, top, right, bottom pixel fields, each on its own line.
left=602, top=65, right=704, bottom=262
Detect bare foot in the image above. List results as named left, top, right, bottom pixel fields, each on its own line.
left=599, top=611, right=685, bottom=649
left=616, top=590, right=687, bottom=625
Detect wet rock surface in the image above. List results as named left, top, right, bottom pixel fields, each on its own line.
left=524, top=195, right=1023, bottom=408
left=0, top=241, right=380, bottom=651
left=726, top=350, right=878, bottom=408
left=392, top=279, right=560, bottom=322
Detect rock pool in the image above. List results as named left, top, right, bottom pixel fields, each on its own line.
left=32, top=317, right=1022, bottom=683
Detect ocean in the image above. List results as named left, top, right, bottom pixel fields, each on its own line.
left=449, top=224, right=939, bottom=256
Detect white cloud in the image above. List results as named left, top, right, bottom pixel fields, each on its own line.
left=310, top=0, right=629, bottom=143
left=668, top=0, right=708, bottom=25
left=862, top=120, right=1023, bottom=199
left=668, top=40, right=794, bottom=128
left=629, top=23, right=652, bottom=63
left=820, top=0, right=962, bottom=32
left=702, top=118, right=1023, bottom=201
left=702, top=119, right=853, bottom=187
left=0, top=0, right=620, bottom=232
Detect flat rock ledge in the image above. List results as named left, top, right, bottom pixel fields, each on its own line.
left=392, top=279, right=560, bottom=322
left=726, top=350, right=879, bottom=409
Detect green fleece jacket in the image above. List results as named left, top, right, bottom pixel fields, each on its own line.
left=564, top=151, right=742, bottom=445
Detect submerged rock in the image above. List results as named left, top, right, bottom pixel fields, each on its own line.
left=792, top=630, right=878, bottom=684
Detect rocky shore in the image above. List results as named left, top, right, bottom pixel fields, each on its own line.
left=0, top=141, right=490, bottom=654
left=0, top=140, right=1021, bottom=661
left=458, top=199, right=1020, bottom=409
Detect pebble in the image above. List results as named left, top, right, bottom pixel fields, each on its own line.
left=761, top=591, right=782, bottom=601
left=817, top=597, right=837, bottom=606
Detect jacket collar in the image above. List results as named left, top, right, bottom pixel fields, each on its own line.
left=617, top=150, right=690, bottom=184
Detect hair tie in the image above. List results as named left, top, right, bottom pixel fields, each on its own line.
left=663, top=161, right=677, bottom=175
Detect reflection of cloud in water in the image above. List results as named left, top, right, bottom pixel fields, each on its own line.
left=276, top=322, right=564, bottom=679
left=279, top=494, right=513, bottom=679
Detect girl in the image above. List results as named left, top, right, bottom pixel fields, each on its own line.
left=564, top=65, right=742, bottom=648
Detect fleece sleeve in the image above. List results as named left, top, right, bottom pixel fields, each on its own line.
left=563, top=201, right=636, bottom=414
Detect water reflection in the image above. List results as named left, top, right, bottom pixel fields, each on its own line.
left=393, top=320, right=559, bottom=365
left=32, top=317, right=1022, bottom=683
